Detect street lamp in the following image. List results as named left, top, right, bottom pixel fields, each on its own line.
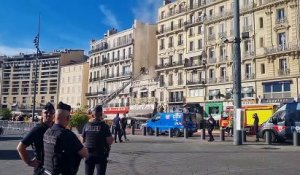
left=32, top=16, right=41, bottom=121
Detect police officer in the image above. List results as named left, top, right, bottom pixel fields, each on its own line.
left=82, top=105, right=114, bottom=175
left=43, top=102, right=88, bottom=175
left=17, top=102, right=55, bottom=175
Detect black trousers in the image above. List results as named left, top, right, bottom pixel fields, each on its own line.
left=121, top=127, right=127, bottom=140
left=33, top=166, right=44, bottom=175
left=85, top=155, right=108, bottom=175
left=114, top=127, right=122, bottom=142
left=207, top=128, right=214, bottom=140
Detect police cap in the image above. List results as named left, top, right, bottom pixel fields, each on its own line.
left=92, top=105, right=103, bottom=113
left=44, top=102, right=54, bottom=111
left=57, top=101, right=71, bottom=112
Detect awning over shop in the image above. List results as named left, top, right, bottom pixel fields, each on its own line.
left=241, top=87, right=253, bottom=93
left=127, top=108, right=153, bottom=118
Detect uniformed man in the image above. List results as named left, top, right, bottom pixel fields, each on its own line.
left=17, top=102, right=55, bottom=175
left=82, top=105, right=114, bottom=175
left=43, top=102, right=88, bottom=175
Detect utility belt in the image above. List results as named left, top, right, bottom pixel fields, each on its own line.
left=88, top=147, right=110, bottom=158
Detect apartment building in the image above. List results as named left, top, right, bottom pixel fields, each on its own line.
left=157, top=0, right=300, bottom=120
left=1, top=50, right=85, bottom=113
left=59, top=60, right=89, bottom=110
left=87, top=20, right=157, bottom=117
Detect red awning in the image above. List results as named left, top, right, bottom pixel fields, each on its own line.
left=103, top=107, right=129, bottom=114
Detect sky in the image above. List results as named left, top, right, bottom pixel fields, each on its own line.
left=0, top=0, right=162, bottom=56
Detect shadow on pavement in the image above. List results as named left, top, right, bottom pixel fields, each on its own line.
left=0, top=150, right=22, bottom=160
left=0, top=136, right=22, bottom=141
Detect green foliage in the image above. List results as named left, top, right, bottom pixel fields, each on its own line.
left=69, top=111, right=89, bottom=128
left=0, top=108, right=12, bottom=120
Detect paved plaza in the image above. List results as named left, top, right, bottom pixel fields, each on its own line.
left=1, top=133, right=300, bottom=175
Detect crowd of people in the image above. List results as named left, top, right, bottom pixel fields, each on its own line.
left=17, top=102, right=114, bottom=175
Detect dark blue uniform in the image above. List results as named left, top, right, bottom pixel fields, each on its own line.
left=21, top=123, right=49, bottom=175
left=43, top=124, right=83, bottom=175
left=82, top=120, right=112, bottom=175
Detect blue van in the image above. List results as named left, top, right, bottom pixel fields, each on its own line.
left=144, top=112, right=197, bottom=137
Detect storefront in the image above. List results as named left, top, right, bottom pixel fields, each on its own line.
left=205, top=101, right=223, bottom=120
left=103, top=107, right=129, bottom=119
left=128, top=104, right=154, bottom=118
left=261, top=98, right=295, bottom=104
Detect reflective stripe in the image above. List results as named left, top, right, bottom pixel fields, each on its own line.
left=44, top=169, right=52, bottom=175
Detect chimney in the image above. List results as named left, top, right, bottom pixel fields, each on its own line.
left=163, top=0, right=172, bottom=5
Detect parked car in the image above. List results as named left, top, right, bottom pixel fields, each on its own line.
left=258, top=102, right=300, bottom=142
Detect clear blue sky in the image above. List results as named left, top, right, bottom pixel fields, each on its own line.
left=0, top=0, right=161, bottom=56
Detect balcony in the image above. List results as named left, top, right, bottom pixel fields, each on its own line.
left=207, top=57, right=217, bottom=64
left=186, top=79, right=205, bottom=85
left=204, top=12, right=232, bottom=23
left=278, top=69, right=290, bottom=76
left=156, top=24, right=184, bottom=35
left=155, top=61, right=184, bottom=70
left=240, top=3, right=255, bottom=11
left=131, top=97, right=156, bottom=105
left=85, top=91, right=105, bottom=97
left=276, top=17, right=288, bottom=24
left=207, top=34, right=216, bottom=41
left=242, top=25, right=253, bottom=32
left=243, top=51, right=255, bottom=59
left=207, top=78, right=217, bottom=84
left=219, top=76, right=229, bottom=83
left=158, top=8, right=187, bottom=21
left=264, top=44, right=300, bottom=55
left=159, top=82, right=166, bottom=87
left=219, top=56, right=227, bottom=62
left=244, top=73, right=255, bottom=80
left=88, top=44, right=108, bottom=54
left=169, top=97, right=184, bottom=103
left=178, top=40, right=184, bottom=46
left=184, top=60, right=205, bottom=68
left=218, top=32, right=227, bottom=39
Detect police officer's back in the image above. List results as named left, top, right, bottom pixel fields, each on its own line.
left=82, top=105, right=114, bottom=175
left=43, top=102, right=88, bottom=175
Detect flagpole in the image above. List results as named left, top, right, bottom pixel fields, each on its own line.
left=32, top=15, right=40, bottom=121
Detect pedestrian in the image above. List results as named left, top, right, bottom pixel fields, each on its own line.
left=17, top=102, right=55, bottom=175
left=226, top=116, right=233, bottom=137
left=82, top=105, right=114, bottom=175
left=253, top=113, right=259, bottom=142
left=112, top=113, right=123, bottom=143
left=43, top=102, right=88, bottom=175
left=207, top=114, right=216, bottom=142
left=120, top=113, right=129, bottom=141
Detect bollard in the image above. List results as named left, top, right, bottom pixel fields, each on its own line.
left=169, top=128, right=173, bottom=138
left=293, top=130, right=299, bottom=146
left=131, top=126, right=135, bottom=135
left=142, top=126, right=146, bottom=136
left=201, top=128, right=206, bottom=140
left=184, top=128, right=188, bottom=138
left=265, top=130, right=272, bottom=145
left=155, top=127, right=159, bottom=137
left=243, top=130, right=247, bottom=142
left=220, top=128, right=225, bottom=141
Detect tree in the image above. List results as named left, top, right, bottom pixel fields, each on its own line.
left=0, top=108, right=12, bottom=120
left=69, top=110, right=89, bottom=134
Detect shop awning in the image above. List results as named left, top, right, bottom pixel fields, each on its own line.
left=127, top=108, right=153, bottom=118
left=241, top=87, right=253, bottom=93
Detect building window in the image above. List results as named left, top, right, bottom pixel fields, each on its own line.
left=168, top=74, right=173, bottom=86
left=169, top=91, right=183, bottom=102
left=189, top=41, right=194, bottom=51
left=160, top=91, right=164, bottom=101
left=208, top=90, right=220, bottom=100
left=133, top=92, right=137, bottom=98
left=168, top=37, right=173, bottom=48
left=178, top=34, right=183, bottom=45
left=245, top=63, right=252, bottom=78
left=41, top=96, right=45, bottom=104
left=178, top=72, right=183, bottom=85
left=277, top=8, right=285, bottom=20
left=278, top=32, right=286, bottom=50
left=242, top=87, right=254, bottom=98
left=198, top=25, right=202, bottom=34
left=260, top=37, right=264, bottom=47
left=160, top=39, right=164, bottom=50
left=140, top=92, right=148, bottom=98
left=263, top=81, right=291, bottom=99
left=197, top=39, right=202, bottom=50
left=178, top=19, right=183, bottom=28
left=13, top=97, right=16, bottom=103
left=261, top=64, right=265, bottom=74
left=21, top=97, right=26, bottom=104
left=225, top=88, right=233, bottom=99
left=178, top=54, right=183, bottom=63
left=189, top=89, right=203, bottom=97
left=3, top=97, right=7, bottom=103
left=151, top=91, right=155, bottom=97
left=259, top=17, right=263, bottom=28
left=159, top=75, right=165, bottom=87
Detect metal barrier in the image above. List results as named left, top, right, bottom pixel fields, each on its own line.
left=0, top=121, right=37, bottom=136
